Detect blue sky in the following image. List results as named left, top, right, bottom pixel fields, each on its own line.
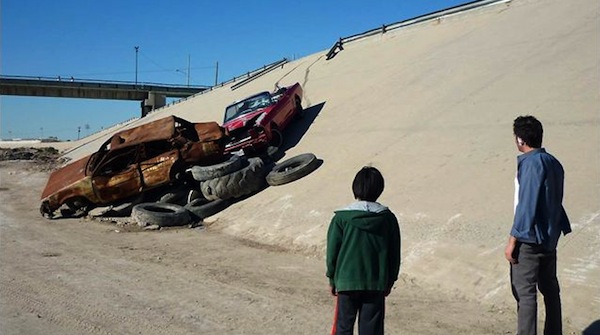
left=1, top=0, right=471, bottom=140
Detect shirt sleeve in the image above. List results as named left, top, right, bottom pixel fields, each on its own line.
left=387, top=213, right=401, bottom=286
left=326, top=214, right=343, bottom=286
left=511, top=157, right=544, bottom=242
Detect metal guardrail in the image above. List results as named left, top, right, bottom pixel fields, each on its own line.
left=230, top=58, right=288, bottom=90
left=143, top=58, right=289, bottom=115
left=326, top=0, right=512, bottom=60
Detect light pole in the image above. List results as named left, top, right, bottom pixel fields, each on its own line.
left=215, top=61, right=219, bottom=86
left=186, top=54, right=190, bottom=87
left=134, top=46, right=139, bottom=86
left=176, top=54, right=191, bottom=86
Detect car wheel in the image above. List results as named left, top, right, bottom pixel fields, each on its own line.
left=266, top=128, right=284, bottom=158
left=294, top=97, right=304, bottom=119
left=201, top=157, right=267, bottom=200
left=266, top=145, right=280, bottom=158
left=184, top=198, right=231, bottom=221
left=131, top=202, right=191, bottom=227
left=270, top=128, right=283, bottom=148
left=107, top=194, right=145, bottom=217
left=61, top=197, right=91, bottom=218
left=266, top=153, right=320, bottom=186
left=189, top=154, right=244, bottom=182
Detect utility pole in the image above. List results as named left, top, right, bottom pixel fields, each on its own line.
left=186, top=54, right=190, bottom=87
left=215, top=61, right=219, bottom=86
left=134, top=46, right=139, bottom=86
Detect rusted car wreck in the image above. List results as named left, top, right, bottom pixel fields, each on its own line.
left=40, top=116, right=226, bottom=218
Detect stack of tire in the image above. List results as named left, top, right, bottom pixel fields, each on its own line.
left=131, top=155, right=265, bottom=227
left=131, top=153, right=320, bottom=228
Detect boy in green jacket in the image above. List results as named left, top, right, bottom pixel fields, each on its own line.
left=326, top=166, right=401, bottom=335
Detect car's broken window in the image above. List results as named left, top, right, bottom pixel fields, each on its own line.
left=224, top=92, right=272, bottom=123
left=94, top=147, right=138, bottom=176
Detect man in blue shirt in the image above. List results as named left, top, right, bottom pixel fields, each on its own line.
left=505, top=115, right=571, bottom=335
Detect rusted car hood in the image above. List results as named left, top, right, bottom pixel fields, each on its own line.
left=41, top=155, right=90, bottom=200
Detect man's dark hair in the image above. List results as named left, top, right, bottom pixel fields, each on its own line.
left=352, top=166, right=385, bottom=202
left=513, top=115, right=543, bottom=148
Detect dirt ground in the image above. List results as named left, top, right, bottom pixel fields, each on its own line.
left=0, top=160, right=531, bottom=335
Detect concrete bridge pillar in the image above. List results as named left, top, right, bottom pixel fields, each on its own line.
left=141, top=92, right=166, bottom=117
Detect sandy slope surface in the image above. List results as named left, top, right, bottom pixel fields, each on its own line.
left=2, top=0, right=599, bottom=333
left=0, top=161, right=526, bottom=335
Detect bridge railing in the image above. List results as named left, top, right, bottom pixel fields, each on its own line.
left=0, top=75, right=210, bottom=90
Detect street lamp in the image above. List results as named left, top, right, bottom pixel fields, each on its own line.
left=176, top=54, right=191, bottom=87
left=134, top=46, right=139, bottom=86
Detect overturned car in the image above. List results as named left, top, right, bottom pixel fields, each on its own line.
left=40, top=116, right=227, bottom=218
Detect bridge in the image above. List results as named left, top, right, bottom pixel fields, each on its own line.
left=0, top=75, right=209, bottom=116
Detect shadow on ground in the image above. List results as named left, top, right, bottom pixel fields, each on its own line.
left=273, top=101, right=326, bottom=162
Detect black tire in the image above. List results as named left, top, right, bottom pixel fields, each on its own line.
left=266, top=145, right=279, bottom=158
left=108, top=194, right=145, bottom=217
left=131, top=202, right=191, bottom=227
left=157, top=183, right=191, bottom=206
left=61, top=197, right=91, bottom=218
left=200, top=157, right=267, bottom=200
left=184, top=198, right=231, bottom=221
left=189, top=155, right=244, bottom=182
left=270, top=128, right=283, bottom=148
left=294, top=97, right=304, bottom=119
left=266, top=153, right=319, bottom=186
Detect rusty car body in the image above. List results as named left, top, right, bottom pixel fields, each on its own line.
left=222, top=83, right=303, bottom=154
left=40, top=115, right=226, bottom=218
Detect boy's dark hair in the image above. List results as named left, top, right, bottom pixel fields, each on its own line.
left=513, top=115, right=543, bottom=148
left=352, top=166, right=385, bottom=202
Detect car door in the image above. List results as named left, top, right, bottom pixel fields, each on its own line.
left=90, top=146, right=144, bottom=204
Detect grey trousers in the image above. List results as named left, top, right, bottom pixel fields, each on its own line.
left=510, top=243, right=562, bottom=335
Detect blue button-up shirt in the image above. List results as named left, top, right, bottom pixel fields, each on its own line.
left=512, top=148, right=571, bottom=250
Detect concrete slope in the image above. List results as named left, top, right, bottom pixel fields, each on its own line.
left=63, top=0, right=599, bottom=326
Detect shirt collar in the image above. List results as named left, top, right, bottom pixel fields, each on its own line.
left=517, top=147, right=546, bottom=163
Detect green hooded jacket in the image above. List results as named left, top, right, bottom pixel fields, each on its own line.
left=326, top=201, right=401, bottom=292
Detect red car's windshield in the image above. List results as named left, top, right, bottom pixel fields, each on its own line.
left=224, top=92, right=273, bottom=123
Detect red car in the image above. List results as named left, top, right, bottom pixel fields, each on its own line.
left=222, top=83, right=303, bottom=155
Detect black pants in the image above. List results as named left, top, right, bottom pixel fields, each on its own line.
left=510, top=243, right=562, bottom=335
left=331, top=291, right=385, bottom=335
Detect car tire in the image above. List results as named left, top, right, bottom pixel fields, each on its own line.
left=61, top=197, right=91, bottom=218
left=131, top=202, right=191, bottom=227
left=200, top=157, right=267, bottom=200
left=184, top=198, right=231, bottom=221
left=158, top=188, right=189, bottom=205
left=266, top=145, right=279, bottom=158
left=109, top=194, right=145, bottom=217
left=266, top=153, right=320, bottom=186
left=294, top=97, right=304, bottom=119
left=189, top=155, right=244, bottom=182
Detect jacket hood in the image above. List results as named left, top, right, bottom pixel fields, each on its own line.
left=334, top=201, right=392, bottom=232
